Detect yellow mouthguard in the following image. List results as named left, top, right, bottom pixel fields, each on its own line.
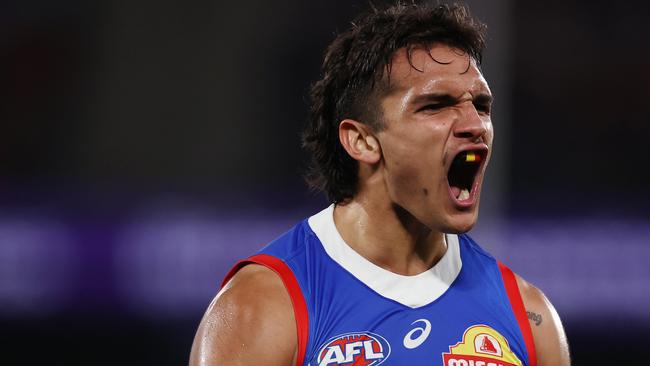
left=465, top=152, right=478, bottom=162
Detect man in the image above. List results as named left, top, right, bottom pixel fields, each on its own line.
left=190, top=3, right=570, bottom=366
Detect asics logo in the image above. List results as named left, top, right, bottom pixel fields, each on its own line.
left=403, top=319, right=432, bottom=349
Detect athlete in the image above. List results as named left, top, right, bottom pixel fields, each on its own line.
left=190, top=3, right=570, bottom=366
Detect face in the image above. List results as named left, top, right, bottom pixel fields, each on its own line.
left=375, top=44, right=493, bottom=233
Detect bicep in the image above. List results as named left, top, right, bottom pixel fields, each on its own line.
left=515, top=274, right=571, bottom=366
left=190, top=265, right=297, bottom=366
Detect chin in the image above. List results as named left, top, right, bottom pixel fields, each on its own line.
left=441, top=211, right=479, bottom=234
left=445, top=222, right=476, bottom=234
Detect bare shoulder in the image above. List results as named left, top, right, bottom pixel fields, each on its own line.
left=514, top=273, right=571, bottom=366
left=189, top=264, right=296, bottom=366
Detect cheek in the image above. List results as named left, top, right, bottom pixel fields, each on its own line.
left=378, top=118, right=450, bottom=189
left=386, top=124, right=444, bottom=161
left=381, top=143, right=420, bottom=192
left=383, top=144, right=421, bottom=182
left=382, top=137, right=443, bottom=195
left=485, top=121, right=494, bottom=142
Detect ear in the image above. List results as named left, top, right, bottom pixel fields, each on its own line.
left=338, top=119, right=381, bottom=164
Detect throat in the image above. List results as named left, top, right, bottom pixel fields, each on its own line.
left=334, top=202, right=448, bottom=275
left=373, top=232, right=448, bottom=276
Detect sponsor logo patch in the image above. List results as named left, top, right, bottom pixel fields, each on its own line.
left=442, top=325, right=523, bottom=366
left=313, top=331, right=391, bottom=366
left=403, top=318, right=432, bottom=349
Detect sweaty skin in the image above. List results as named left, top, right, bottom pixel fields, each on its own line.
left=334, top=44, right=493, bottom=275
left=189, top=44, right=570, bottom=365
left=516, top=275, right=571, bottom=366
left=190, top=264, right=296, bottom=365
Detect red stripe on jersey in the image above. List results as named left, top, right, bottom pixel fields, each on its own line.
left=498, top=262, right=537, bottom=366
left=222, top=254, right=309, bottom=366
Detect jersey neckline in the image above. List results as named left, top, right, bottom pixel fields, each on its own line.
left=307, top=204, right=463, bottom=308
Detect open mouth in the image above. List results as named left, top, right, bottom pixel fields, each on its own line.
left=447, top=150, right=486, bottom=203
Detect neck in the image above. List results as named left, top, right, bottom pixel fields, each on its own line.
left=333, top=195, right=447, bottom=276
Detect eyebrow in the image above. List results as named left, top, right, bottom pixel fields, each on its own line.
left=410, top=92, right=493, bottom=106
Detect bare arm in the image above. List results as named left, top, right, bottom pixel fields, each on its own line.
left=515, top=274, right=571, bottom=366
left=189, top=264, right=297, bottom=366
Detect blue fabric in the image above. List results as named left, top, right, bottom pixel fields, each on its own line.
left=256, top=219, right=530, bottom=366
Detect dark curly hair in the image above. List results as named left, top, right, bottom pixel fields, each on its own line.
left=302, top=1, right=487, bottom=203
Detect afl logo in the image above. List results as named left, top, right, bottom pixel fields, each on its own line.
left=313, top=332, right=391, bottom=366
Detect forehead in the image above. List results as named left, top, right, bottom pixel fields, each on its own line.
left=385, top=44, right=490, bottom=96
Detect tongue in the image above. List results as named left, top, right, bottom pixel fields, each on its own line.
left=450, top=186, right=461, bottom=198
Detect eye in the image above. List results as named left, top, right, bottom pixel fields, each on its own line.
left=474, top=101, right=491, bottom=115
left=417, top=102, right=454, bottom=114
left=419, top=104, right=443, bottom=112
left=472, top=94, right=493, bottom=115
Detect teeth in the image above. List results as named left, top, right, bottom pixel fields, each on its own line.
left=458, top=188, right=470, bottom=200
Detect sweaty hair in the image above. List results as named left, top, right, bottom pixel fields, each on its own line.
left=302, top=1, right=487, bottom=203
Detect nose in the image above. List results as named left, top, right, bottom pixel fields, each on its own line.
left=453, top=103, right=488, bottom=142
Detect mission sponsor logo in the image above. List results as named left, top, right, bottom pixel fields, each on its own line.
left=312, top=331, right=391, bottom=366
left=442, top=325, right=523, bottom=366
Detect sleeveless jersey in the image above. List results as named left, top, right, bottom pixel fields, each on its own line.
left=223, top=205, right=536, bottom=366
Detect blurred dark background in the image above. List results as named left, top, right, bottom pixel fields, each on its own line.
left=1, top=0, right=648, bottom=364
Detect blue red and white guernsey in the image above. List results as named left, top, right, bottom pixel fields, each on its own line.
left=222, top=205, right=537, bottom=366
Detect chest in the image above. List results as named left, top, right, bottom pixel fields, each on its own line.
left=302, top=267, right=527, bottom=366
